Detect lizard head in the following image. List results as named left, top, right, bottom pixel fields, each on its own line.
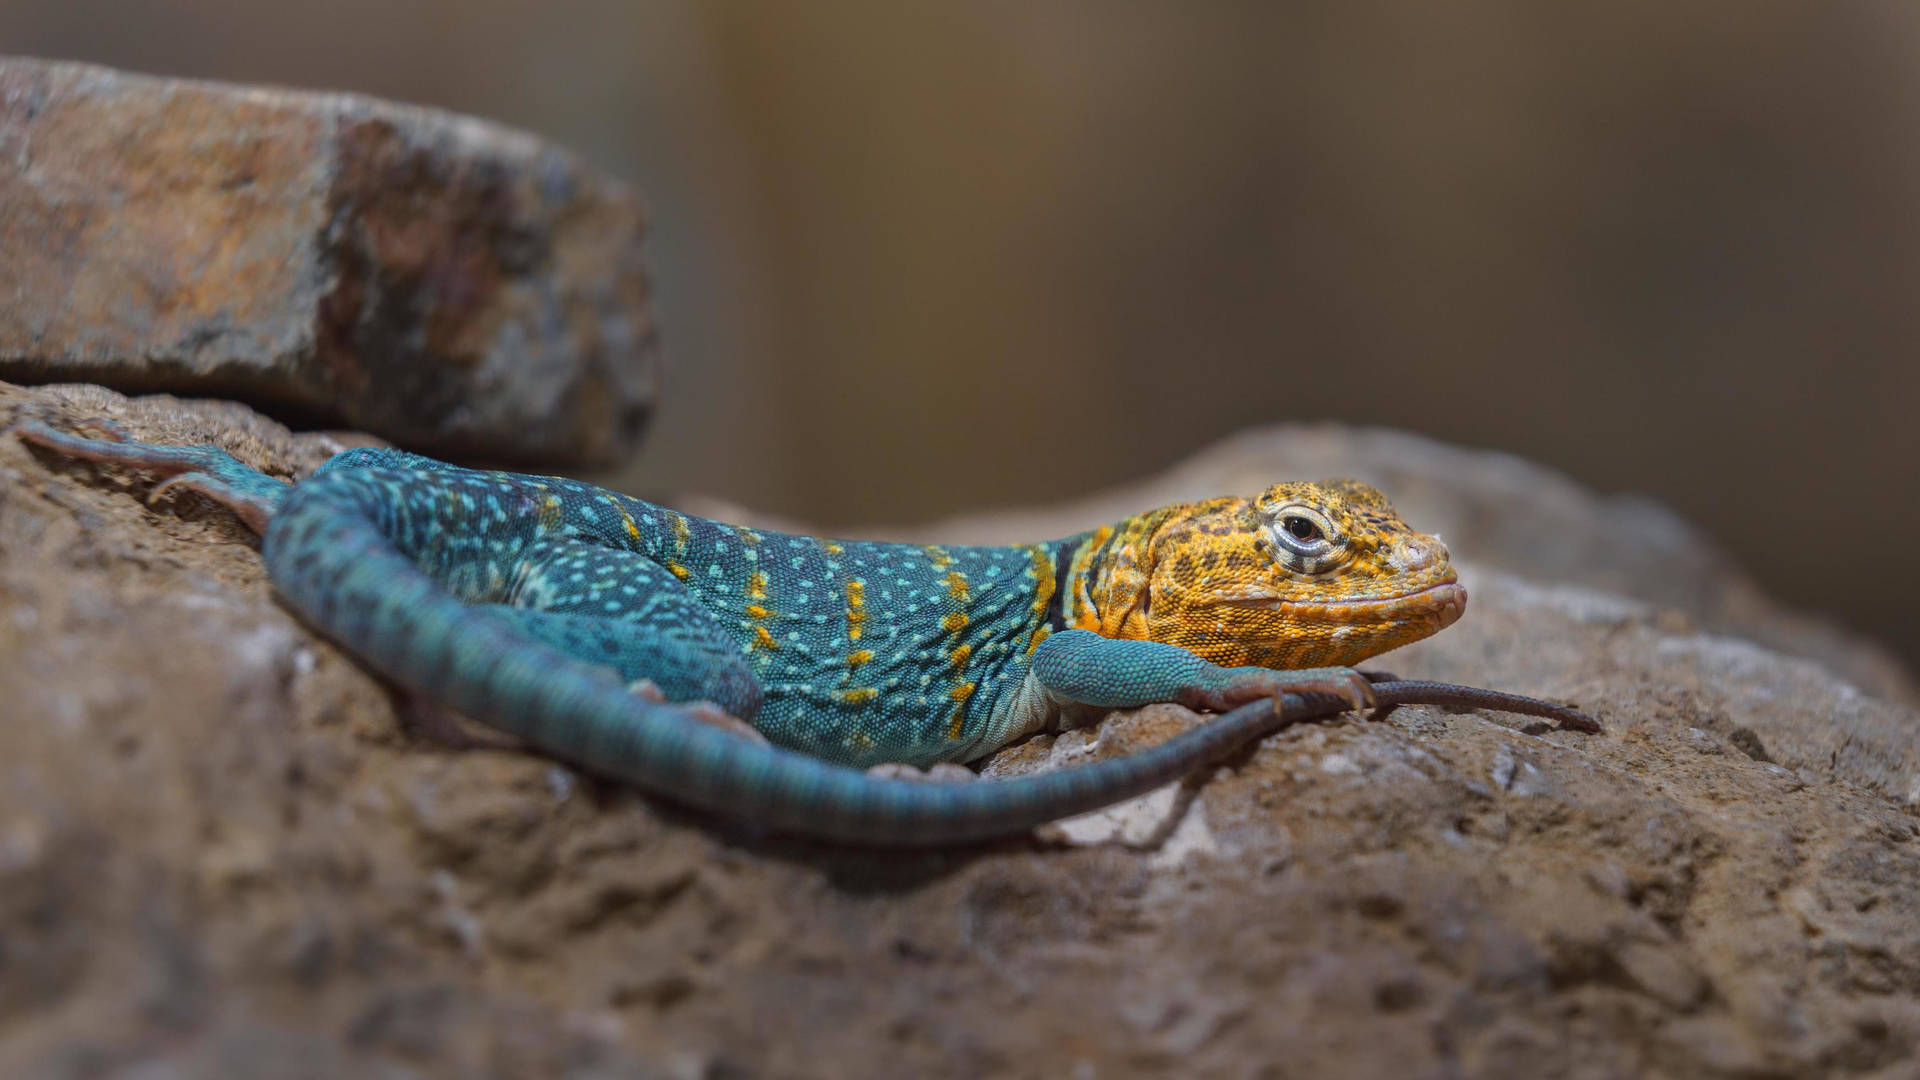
left=1068, top=480, right=1465, bottom=669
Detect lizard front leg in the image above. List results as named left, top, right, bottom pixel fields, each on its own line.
left=1026, top=628, right=1598, bottom=733
left=1029, top=628, right=1378, bottom=718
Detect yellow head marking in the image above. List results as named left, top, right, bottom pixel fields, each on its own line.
left=744, top=604, right=772, bottom=619
left=940, top=611, right=969, bottom=634
left=837, top=687, right=878, bottom=705
left=944, top=571, right=970, bottom=602
left=670, top=514, right=692, bottom=552
left=924, top=546, right=954, bottom=570
left=747, top=570, right=768, bottom=601
left=752, top=625, right=780, bottom=652
left=947, top=643, right=972, bottom=670
left=847, top=649, right=874, bottom=668
left=537, top=495, right=564, bottom=532
left=1078, top=481, right=1464, bottom=669
left=665, top=560, right=692, bottom=582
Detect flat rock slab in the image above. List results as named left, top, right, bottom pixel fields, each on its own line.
left=0, top=57, right=657, bottom=467
left=2, top=383, right=1917, bottom=1078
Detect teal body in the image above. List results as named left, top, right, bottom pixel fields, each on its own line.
left=304, top=448, right=1075, bottom=767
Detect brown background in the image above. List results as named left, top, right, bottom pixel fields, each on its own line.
left=5, top=2, right=1917, bottom=670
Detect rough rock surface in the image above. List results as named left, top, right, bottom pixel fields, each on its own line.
left=0, top=58, right=658, bottom=468
left=2, top=381, right=1917, bottom=1079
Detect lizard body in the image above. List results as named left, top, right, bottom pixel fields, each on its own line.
left=14, top=421, right=1593, bottom=845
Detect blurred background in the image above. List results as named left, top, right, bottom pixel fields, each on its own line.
left=4, top=1, right=1918, bottom=669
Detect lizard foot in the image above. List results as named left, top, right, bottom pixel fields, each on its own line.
left=628, top=679, right=770, bottom=745
left=1182, top=665, right=1378, bottom=718
left=865, top=762, right=978, bottom=783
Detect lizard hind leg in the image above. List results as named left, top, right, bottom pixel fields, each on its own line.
left=484, top=604, right=766, bottom=722
left=629, top=679, right=770, bottom=745
left=489, top=537, right=768, bottom=722
left=12, top=419, right=291, bottom=535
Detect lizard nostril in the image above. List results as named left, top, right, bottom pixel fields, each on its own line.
left=1394, top=537, right=1439, bottom=572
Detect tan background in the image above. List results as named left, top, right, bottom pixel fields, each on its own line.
left=5, top=1, right=1918, bottom=670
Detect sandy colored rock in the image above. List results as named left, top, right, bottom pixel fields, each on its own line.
left=2, top=382, right=1917, bottom=1078
left=0, top=57, right=657, bottom=468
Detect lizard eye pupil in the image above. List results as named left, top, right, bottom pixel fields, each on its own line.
left=1283, top=516, right=1322, bottom=543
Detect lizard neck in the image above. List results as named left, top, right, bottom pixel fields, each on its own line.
left=1059, top=504, right=1196, bottom=641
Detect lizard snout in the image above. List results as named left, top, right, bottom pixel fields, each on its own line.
left=1390, top=535, right=1446, bottom=573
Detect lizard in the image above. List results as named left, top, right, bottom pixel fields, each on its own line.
left=12, top=418, right=1598, bottom=846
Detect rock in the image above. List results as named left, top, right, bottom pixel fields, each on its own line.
left=0, top=57, right=657, bottom=468
left=2, top=381, right=1918, bottom=1077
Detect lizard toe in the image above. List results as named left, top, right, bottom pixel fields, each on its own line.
left=1272, top=667, right=1376, bottom=715
left=679, top=702, right=770, bottom=745
left=626, top=678, right=668, bottom=703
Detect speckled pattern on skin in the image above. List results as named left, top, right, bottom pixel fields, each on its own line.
left=12, top=421, right=1591, bottom=846
left=306, top=447, right=1081, bottom=768
left=1067, top=479, right=1464, bottom=670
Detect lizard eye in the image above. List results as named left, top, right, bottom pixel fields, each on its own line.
left=1265, top=504, right=1342, bottom=570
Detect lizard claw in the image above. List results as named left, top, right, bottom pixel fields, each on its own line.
left=1180, top=664, right=1378, bottom=716
left=628, top=680, right=770, bottom=745
left=680, top=702, right=769, bottom=745
left=627, top=678, right=669, bottom=703
left=1274, top=667, right=1378, bottom=716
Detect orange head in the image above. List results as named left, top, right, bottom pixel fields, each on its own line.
left=1065, top=480, right=1465, bottom=669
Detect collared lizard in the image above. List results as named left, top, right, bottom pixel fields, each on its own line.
left=14, top=419, right=1596, bottom=845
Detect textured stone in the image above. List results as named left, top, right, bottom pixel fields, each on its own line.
left=3, top=382, right=1917, bottom=1078
left=0, top=57, right=657, bottom=467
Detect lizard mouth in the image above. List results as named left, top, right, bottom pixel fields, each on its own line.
left=1228, top=581, right=1468, bottom=627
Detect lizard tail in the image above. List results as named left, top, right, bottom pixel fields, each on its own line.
left=13, top=420, right=292, bottom=535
